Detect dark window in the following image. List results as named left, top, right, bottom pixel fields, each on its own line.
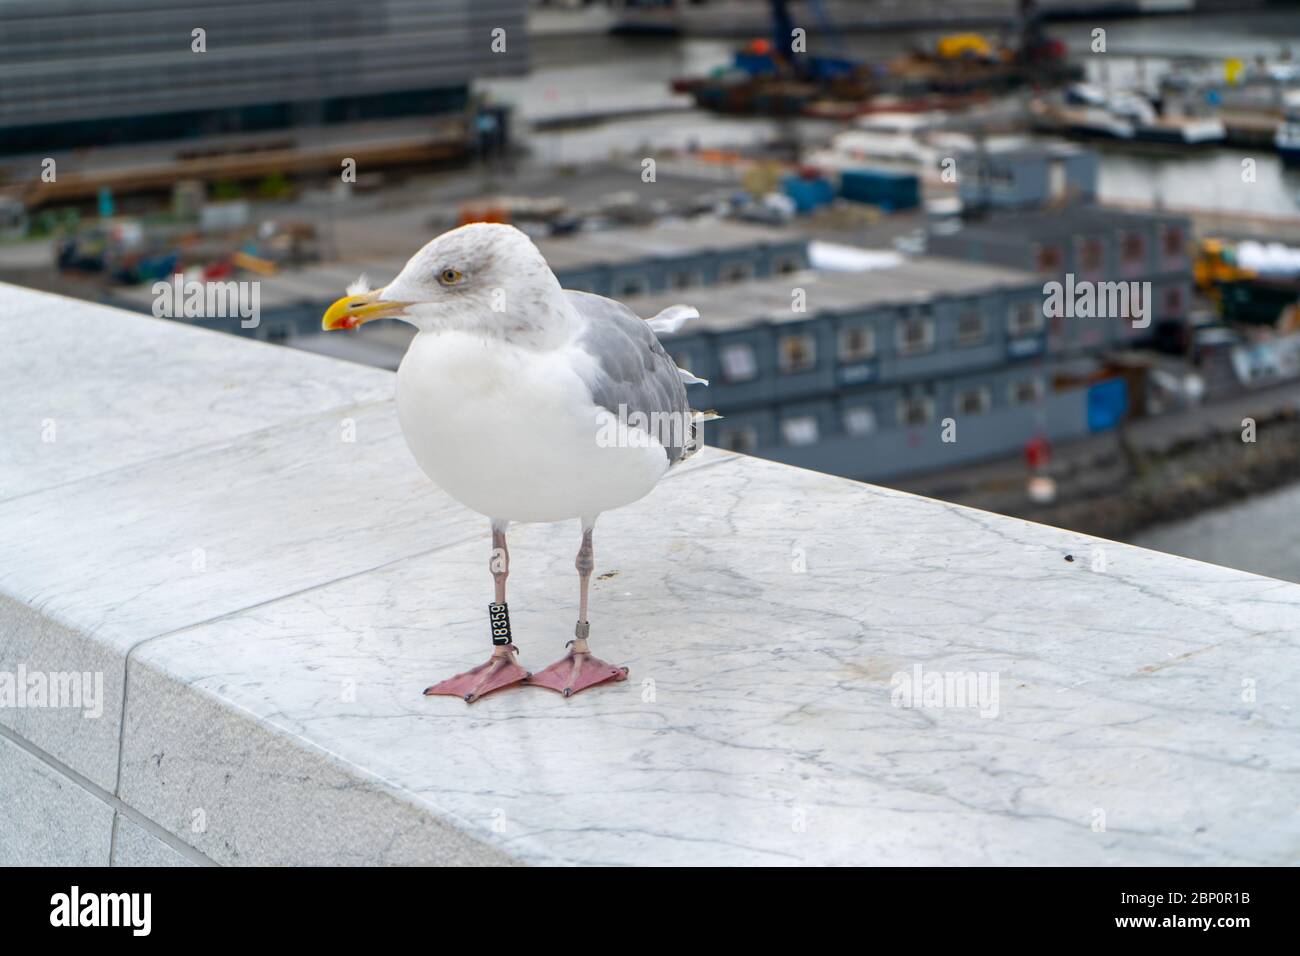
left=957, top=311, right=986, bottom=346
left=1163, top=285, right=1185, bottom=315
left=899, top=397, right=933, bottom=427
left=897, top=317, right=934, bottom=355
left=721, top=426, right=759, bottom=453
left=1010, top=378, right=1044, bottom=405
left=1036, top=244, right=1064, bottom=273
left=955, top=387, right=991, bottom=415
left=721, top=260, right=755, bottom=282
left=617, top=276, right=648, bottom=297
left=778, top=333, right=817, bottom=373
left=839, top=326, right=876, bottom=361
left=1122, top=233, right=1146, bottom=264
left=1008, top=301, right=1044, bottom=336
left=1080, top=238, right=1104, bottom=272
left=1162, top=227, right=1185, bottom=259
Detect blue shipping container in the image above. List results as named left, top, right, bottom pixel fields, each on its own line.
left=1086, top=378, right=1128, bottom=432
left=782, top=175, right=835, bottom=213
left=839, top=169, right=920, bottom=212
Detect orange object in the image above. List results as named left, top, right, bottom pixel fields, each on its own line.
left=458, top=204, right=509, bottom=226
left=232, top=250, right=276, bottom=276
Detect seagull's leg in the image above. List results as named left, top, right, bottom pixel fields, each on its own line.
left=527, top=521, right=629, bottom=698
left=423, top=522, right=530, bottom=703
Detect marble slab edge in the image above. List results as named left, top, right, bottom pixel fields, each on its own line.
left=0, top=398, right=483, bottom=793
left=0, top=731, right=116, bottom=866
left=119, top=652, right=521, bottom=866
left=0, top=591, right=126, bottom=792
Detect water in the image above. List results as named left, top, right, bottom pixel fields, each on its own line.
left=1097, top=151, right=1300, bottom=219
left=1132, top=482, right=1300, bottom=585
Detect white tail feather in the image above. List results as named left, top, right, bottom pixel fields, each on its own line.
left=648, top=305, right=699, bottom=334
left=678, top=368, right=709, bottom=386
left=679, top=408, right=722, bottom=464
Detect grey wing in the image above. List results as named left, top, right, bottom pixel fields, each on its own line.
left=567, top=290, right=692, bottom=464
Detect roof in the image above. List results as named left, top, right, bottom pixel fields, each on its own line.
left=957, top=140, right=1092, bottom=162
left=537, top=220, right=806, bottom=272
left=939, top=205, right=1190, bottom=244
left=624, top=256, right=1040, bottom=334
left=101, top=219, right=811, bottom=313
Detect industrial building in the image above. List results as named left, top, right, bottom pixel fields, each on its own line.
left=540, top=221, right=810, bottom=299
left=0, top=0, right=529, bottom=154
left=928, top=204, right=1195, bottom=337
left=955, top=142, right=1100, bottom=211
left=632, top=258, right=1111, bottom=482
left=939, top=144, right=1194, bottom=335
left=91, top=189, right=1190, bottom=483
left=103, top=219, right=809, bottom=350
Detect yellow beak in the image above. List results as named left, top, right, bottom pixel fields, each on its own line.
left=322, top=288, right=411, bottom=331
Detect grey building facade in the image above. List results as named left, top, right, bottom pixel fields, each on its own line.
left=957, top=143, right=1100, bottom=211
left=0, top=0, right=529, bottom=153
left=631, top=259, right=1098, bottom=483
left=928, top=204, right=1194, bottom=345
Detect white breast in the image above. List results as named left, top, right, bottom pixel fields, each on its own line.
left=396, top=330, right=671, bottom=524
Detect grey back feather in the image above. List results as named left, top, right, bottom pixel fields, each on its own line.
left=567, top=290, right=691, bottom=464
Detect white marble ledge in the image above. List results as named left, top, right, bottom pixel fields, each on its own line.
left=0, top=284, right=393, bottom=501
left=0, top=286, right=732, bottom=796
left=123, top=453, right=1300, bottom=866
left=0, top=286, right=432, bottom=788
left=0, top=398, right=488, bottom=789
left=3, top=288, right=1298, bottom=865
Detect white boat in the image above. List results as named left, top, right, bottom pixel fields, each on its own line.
left=833, top=112, right=948, bottom=165
left=1140, top=115, right=1227, bottom=146
left=1045, top=84, right=1225, bottom=146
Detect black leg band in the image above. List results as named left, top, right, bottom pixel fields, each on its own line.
left=488, top=602, right=512, bottom=646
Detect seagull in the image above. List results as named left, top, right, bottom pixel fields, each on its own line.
left=322, top=223, right=710, bottom=702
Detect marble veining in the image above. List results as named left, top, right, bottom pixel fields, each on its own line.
left=4, top=287, right=1298, bottom=865
left=124, top=454, right=1300, bottom=865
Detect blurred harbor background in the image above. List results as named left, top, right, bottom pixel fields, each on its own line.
left=4, top=0, right=1300, bottom=582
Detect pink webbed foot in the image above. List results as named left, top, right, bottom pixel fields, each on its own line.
left=423, top=645, right=529, bottom=703
left=527, top=638, right=628, bottom=698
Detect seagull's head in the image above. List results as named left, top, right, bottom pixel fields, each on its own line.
left=322, top=222, right=561, bottom=335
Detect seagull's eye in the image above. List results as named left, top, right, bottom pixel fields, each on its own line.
left=438, top=268, right=464, bottom=286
